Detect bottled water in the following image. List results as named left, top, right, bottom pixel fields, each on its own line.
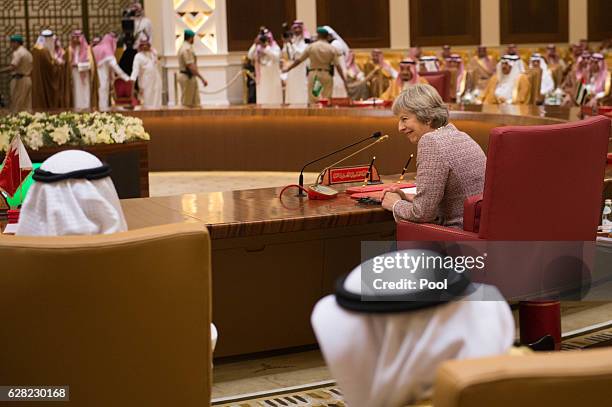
left=603, top=199, right=612, bottom=232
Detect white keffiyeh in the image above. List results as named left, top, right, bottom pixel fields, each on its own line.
left=311, top=263, right=515, bottom=407
left=16, top=150, right=127, bottom=236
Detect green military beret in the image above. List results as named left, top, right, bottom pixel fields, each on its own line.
left=9, top=34, right=24, bottom=43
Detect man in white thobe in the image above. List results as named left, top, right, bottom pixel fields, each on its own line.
left=282, top=20, right=310, bottom=104
left=247, top=28, right=283, bottom=105
left=130, top=35, right=162, bottom=108
left=128, top=2, right=152, bottom=50
left=67, top=30, right=95, bottom=109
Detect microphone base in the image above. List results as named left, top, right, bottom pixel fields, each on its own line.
left=366, top=180, right=384, bottom=185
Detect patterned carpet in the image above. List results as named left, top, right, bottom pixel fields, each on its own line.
left=212, top=381, right=345, bottom=407
left=213, top=325, right=612, bottom=407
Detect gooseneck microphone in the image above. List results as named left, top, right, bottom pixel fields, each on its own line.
left=298, top=131, right=383, bottom=196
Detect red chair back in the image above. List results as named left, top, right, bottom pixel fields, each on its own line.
left=420, top=70, right=451, bottom=102
left=478, top=116, right=611, bottom=240
left=114, top=79, right=138, bottom=106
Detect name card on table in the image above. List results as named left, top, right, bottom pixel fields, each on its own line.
left=321, top=165, right=381, bottom=185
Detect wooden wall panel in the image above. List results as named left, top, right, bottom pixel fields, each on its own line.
left=409, top=0, right=480, bottom=46
left=227, top=0, right=296, bottom=51
left=316, top=0, right=390, bottom=48
left=500, top=0, right=568, bottom=44
left=588, top=0, right=612, bottom=41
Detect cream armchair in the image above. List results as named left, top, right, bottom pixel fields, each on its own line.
left=0, top=223, right=212, bottom=407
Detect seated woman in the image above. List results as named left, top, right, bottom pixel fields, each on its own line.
left=381, top=84, right=486, bottom=229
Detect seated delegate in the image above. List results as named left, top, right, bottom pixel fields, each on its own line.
left=381, top=84, right=487, bottom=229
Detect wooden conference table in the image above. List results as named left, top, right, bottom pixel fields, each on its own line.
left=120, top=180, right=399, bottom=358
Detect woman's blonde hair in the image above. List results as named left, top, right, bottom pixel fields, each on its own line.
left=391, top=83, right=449, bottom=128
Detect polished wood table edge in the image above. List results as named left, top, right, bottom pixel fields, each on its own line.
left=125, top=193, right=393, bottom=240
left=0, top=105, right=584, bottom=122
left=121, top=178, right=403, bottom=240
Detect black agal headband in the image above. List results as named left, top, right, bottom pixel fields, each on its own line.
left=33, top=164, right=112, bottom=183
left=335, top=249, right=473, bottom=314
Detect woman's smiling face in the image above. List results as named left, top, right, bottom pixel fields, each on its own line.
left=398, top=111, right=433, bottom=144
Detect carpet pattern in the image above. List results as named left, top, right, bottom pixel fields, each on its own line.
left=212, top=382, right=345, bottom=407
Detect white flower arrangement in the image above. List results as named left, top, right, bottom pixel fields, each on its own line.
left=0, top=112, right=150, bottom=152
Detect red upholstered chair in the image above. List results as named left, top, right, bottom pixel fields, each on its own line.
left=114, top=78, right=138, bottom=107
left=420, top=70, right=451, bottom=102
left=397, top=116, right=611, bottom=348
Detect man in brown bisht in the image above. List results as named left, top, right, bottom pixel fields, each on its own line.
left=467, top=46, right=496, bottom=97
left=545, top=44, right=567, bottom=89
left=283, top=26, right=348, bottom=104
left=362, top=49, right=397, bottom=98
left=31, top=30, right=68, bottom=109
left=64, top=30, right=98, bottom=110
left=0, top=34, right=32, bottom=112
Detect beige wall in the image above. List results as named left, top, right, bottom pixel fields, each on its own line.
left=481, top=0, right=500, bottom=46
left=569, top=0, right=588, bottom=43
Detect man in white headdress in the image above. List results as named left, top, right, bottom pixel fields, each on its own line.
left=311, top=251, right=515, bottom=407
left=322, top=26, right=350, bottom=98
left=65, top=30, right=98, bottom=109
left=481, top=54, right=531, bottom=104
left=529, top=53, right=555, bottom=103
left=247, top=28, right=283, bottom=104
left=505, top=43, right=526, bottom=72
left=128, top=2, right=152, bottom=50
left=418, top=55, right=440, bottom=73
left=282, top=20, right=310, bottom=104
left=16, top=150, right=127, bottom=236
left=130, top=33, right=162, bottom=108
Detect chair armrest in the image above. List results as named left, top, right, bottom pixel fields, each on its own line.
left=396, top=220, right=480, bottom=244
left=463, top=194, right=484, bottom=233
left=433, top=348, right=612, bottom=407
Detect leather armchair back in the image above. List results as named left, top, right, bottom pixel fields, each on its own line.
left=479, top=116, right=611, bottom=240
left=0, top=223, right=212, bottom=407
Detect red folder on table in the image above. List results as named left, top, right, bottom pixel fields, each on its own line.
left=346, top=182, right=415, bottom=195
left=349, top=183, right=416, bottom=201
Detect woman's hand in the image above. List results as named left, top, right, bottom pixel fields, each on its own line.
left=382, top=185, right=402, bottom=194
left=383, top=186, right=415, bottom=202
left=381, top=191, right=402, bottom=211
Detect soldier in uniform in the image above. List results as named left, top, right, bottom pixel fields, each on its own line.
left=283, top=27, right=347, bottom=104
left=177, top=29, right=207, bottom=107
left=0, top=34, right=32, bottom=112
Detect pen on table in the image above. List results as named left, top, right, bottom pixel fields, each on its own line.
left=397, top=154, right=414, bottom=183
left=363, top=156, right=376, bottom=185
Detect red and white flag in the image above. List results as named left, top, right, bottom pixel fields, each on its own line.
left=0, top=136, right=33, bottom=197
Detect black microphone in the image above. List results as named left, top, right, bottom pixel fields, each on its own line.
left=298, top=131, right=383, bottom=196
